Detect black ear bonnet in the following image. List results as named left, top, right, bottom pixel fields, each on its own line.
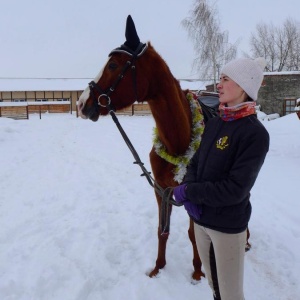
left=109, top=15, right=148, bottom=57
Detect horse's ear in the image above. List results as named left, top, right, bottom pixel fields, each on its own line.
left=124, top=15, right=141, bottom=51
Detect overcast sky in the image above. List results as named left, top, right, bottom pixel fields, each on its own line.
left=0, top=0, right=299, bottom=79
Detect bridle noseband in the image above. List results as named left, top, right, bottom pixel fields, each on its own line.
left=88, top=42, right=148, bottom=113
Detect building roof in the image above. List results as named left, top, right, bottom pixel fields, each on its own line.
left=0, top=77, right=210, bottom=92
left=2, top=72, right=298, bottom=92
left=179, top=80, right=207, bottom=91
left=264, top=71, right=300, bottom=76
left=0, top=78, right=91, bottom=92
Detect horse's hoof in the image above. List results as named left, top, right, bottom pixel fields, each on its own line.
left=148, top=267, right=160, bottom=278
left=245, top=243, right=251, bottom=252
left=192, top=270, right=205, bottom=281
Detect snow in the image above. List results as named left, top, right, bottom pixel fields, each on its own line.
left=256, top=110, right=280, bottom=121
left=0, top=112, right=299, bottom=300
left=1, top=71, right=299, bottom=93
left=0, top=78, right=207, bottom=93
left=0, top=101, right=71, bottom=107
left=0, top=102, right=28, bottom=107
left=295, top=98, right=300, bottom=111
left=179, top=80, right=207, bottom=91
left=263, top=71, right=300, bottom=76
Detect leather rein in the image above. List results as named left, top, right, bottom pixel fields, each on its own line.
left=88, top=42, right=181, bottom=235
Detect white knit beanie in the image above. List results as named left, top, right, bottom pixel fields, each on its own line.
left=221, top=57, right=266, bottom=101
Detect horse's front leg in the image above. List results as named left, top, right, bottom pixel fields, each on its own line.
left=148, top=195, right=171, bottom=278
left=148, top=226, right=169, bottom=278
left=188, top=219, right=205, bottom=281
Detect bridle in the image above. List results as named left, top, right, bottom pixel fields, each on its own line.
left=86, top=42, right=182, bottom=234
left=88, top=42, right=148, bottom=113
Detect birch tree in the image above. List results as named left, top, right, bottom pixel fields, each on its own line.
left=182, top=0, right=238, bottom=90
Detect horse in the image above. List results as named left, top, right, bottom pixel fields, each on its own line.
left=77, top=15, right=250, bottom=280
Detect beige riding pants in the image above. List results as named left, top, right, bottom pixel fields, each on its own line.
left=194, top=224, right=246, bottom=300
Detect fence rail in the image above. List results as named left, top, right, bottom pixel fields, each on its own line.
left=0, top=101, right=152, bottom=120
left=76, top=102, right=151, bottom=117
left=0, top=100, right=72, bottom=120
left=0, top=102, right=29, bottom=119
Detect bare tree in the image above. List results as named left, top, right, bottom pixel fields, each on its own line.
left=250, top=23, right=276, bottom=71
left=250, top=18, right=300, bottom=71
left=182, top=0, right=238, bottom=91
left=285, top=19, right=300, bottom=70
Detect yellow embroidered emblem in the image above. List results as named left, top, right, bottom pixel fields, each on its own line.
left=216, top=136, right=229, bottom=150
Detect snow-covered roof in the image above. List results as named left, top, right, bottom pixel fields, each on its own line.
left=0, top=78, right=91, bottom=92
left=2, top=73, right=299, bottom=93
left=179, top=80, right=207, bottom=91
left=0, top=78, right=210, bottom=93
left=264, top=71, right=300, bottom=76
left=295, top=98, right=300, bottom=111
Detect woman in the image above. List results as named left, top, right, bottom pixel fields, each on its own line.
left=174, top=57, right=270, bottom=300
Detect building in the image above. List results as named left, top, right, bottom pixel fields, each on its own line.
left=0, top=78, right=89, bottom=111
left=1, top=73, right=299, bottom=118
left=258, top=71, right=300, bottom=116
left=181, top=72, right=300, bottom=116
left=0, top=78, right=152, bottom=118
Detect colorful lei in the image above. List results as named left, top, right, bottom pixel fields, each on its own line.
left=153, top=92, right=205, bottom=183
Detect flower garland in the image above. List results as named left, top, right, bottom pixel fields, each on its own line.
left=153, top=92, right=205, bottom=183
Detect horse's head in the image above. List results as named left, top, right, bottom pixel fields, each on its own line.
left=78, top=15, right=149, bottom=121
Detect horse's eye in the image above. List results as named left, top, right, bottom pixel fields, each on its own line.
left=108, top=62, right=118, bottom=70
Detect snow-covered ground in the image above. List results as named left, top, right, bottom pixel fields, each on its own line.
left=0, top=112, right=299, bottom=300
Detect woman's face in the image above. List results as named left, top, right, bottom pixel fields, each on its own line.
left=217, top=75, right=247, bottom=107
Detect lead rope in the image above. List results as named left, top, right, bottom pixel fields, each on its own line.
left=107, top=106, right=182, bottom=234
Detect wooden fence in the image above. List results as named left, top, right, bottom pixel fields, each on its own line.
left=0, top=102, right=29, bottom=119
left=0, top=101, right=72, bottom=120
left=0, top=101, right=151, bottom=120
left=76, top=102, right=151, bottom=117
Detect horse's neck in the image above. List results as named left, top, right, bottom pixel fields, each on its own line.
left=148, top=86, right=192, bottom=156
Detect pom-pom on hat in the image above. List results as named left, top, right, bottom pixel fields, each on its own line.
left=221, top=57, right=266, bottom=101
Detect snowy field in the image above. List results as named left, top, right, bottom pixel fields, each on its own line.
left=0, top=112, right=299, bottom=300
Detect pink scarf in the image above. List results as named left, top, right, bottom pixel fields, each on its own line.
left=219, top=102, right=257, bottom=121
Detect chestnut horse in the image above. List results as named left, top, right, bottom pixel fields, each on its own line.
left=77, top=15, right=250, bottom=280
